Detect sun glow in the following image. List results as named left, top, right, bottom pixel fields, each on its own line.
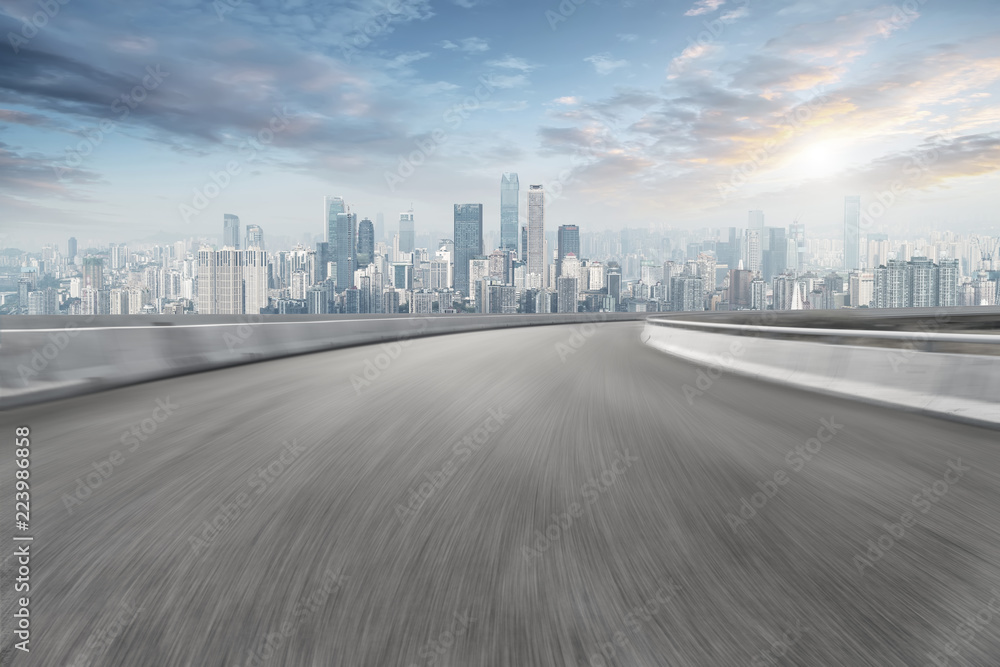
left=794, top=140, right=847, bottom=179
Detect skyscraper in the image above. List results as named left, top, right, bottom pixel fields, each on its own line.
left=500, top=173, right=519, bottom=254
left=844, top=195, right=861, bottom=270
left=67, top=236, right=77, bottom=261
left=399, top=210, right=415, bottom=255
left=324, top=196, right=354, bottom=291
left=336, top=209, right=357, bottom=291
left=557, top=225, right=580, bottom=278
left=357, top=218, right=375, bottom=267
left=556, top=276, right=578, bottom=313
left=223, top=213, right=241, bottom=249
left=246, top=224, right=264, bottom=250
left=244, top=248, right=269, bottom=314
left=82, top=257, right=103, bottom=289
left=453, top=204, right=484, bottom=297
left=198, top=247, right=244, bottom=314
left=527, top=185, right=545, bottom=280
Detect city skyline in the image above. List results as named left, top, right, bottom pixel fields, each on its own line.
left=2, top=1, right=999, bottom=248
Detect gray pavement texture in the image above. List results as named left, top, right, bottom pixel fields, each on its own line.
left=2, top=321, right=1000, bottom=666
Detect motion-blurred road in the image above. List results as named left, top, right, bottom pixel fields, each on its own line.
left=2, top=321, right=999, bottom=666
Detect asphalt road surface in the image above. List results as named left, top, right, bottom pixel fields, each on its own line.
left=2, top=321, right=999, bottom=666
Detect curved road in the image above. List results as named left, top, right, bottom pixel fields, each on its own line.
left=2, top=321, right=1000, bottom=666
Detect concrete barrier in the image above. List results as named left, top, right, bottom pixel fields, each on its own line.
left=643, top=312, right=1000, bottom=428
left=1, top=312, right=643, bottom=409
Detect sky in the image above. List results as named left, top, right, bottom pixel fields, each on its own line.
left=1, top=0, right=999, bottom=250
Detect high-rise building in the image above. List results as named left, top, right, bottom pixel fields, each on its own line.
left=357, top=218, right=375, bottom=267
left=244, top=248, right=269, bottom=314
left=246, top=224, right=264, bottom=250
left=844, top=196, right=861, bottom=270
left=324, top=195, right=346, bottom=247
left=198, top=247, right=245, bottom=314
left=762, top=227, right=786, bottom=283
left=527, top=185, right=545, bottom=280
left=848, top=271, right=874, bottom=308
left=67, top=236, right=78, bottom=261
left=82, top=257, right=104, bottom=289
left=938, top=259, right=959, bottom=307
left=382, top=289, right=400, bottom=314
left=375, top=212, right=385, bottom=243
left=224, top=213, right=241, bottom=249
left=908, top=256, right=938, bottom=308
left=557, top=225, right=580, bottom=278
left=748, top=210, right=764, bottom=233
left=399, top=210, right=415, bottom=254
left=521, top=226, right=528, bottom=261
left=332, top=204, right=357, bottom=292
left=453, top=204, right=484, bottom=297
left=556, top=276, right=578, bottom=313
left=867, top=233, right=890, bottom=269
left=500, top=173, right=519, bottom=254
left=743, top=230, right=761, bottom=275
left=670, top=275, right=703, bottom=312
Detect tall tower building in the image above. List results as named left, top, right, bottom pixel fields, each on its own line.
left=324, top=196, right=346, bottom=245
left=748, top=210, right=764, bottom=233
left=453, top=204, right=484, bottom=296
left=198, top=247, right=244, bottom=314
left=244, top=248, right=269, bottom=314
left=246, top=224, right=264, bottom=250
left=223, top=213, right=241, bottom=249
left=399, top=210, right=415, bottom=255
left=82, top=257, right=104, bottom=289
left=67, top=237, right=78, bottom=261
left=844, top=195, right=861, bottom=270
left=527, top=185, right=545, bottom=280
left=357, top=218, right=375, bottom=267
left=500, top=173, right=519, bottom=254
left=557, top=225, right=580, bottom=278
left=335, top=210, right=357, bottom=291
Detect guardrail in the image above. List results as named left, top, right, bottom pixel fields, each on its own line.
left=1, top=312, right=644, bottom=409
left=643, top=309, right=1000, bottom=428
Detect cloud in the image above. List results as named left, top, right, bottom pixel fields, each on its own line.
left=440, top=37, right=489, bottom=53
left=617, top=33, right=639, bottom=42
left=668, top=43, right=716, bottom=79
left=387, top=52, right=431, bottom=68
left=486, top=56, right=537, bottom=72
left=488, top=74, right=529, bottom=89
left=553, top=96, right=580, bottom=105
left=684, top=0, right=726, bottom=17
left=584, top=53, right=628, bottom=76
left=0, top=109, right=52, bottom=127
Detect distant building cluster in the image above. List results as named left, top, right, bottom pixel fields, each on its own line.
left=4, top=193, right=999, bottom=316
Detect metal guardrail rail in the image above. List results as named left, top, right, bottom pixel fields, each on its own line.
left=647, top=317, right=1000, bottom=354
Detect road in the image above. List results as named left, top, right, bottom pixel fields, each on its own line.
left=2, top=321, right=999, bottom=666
